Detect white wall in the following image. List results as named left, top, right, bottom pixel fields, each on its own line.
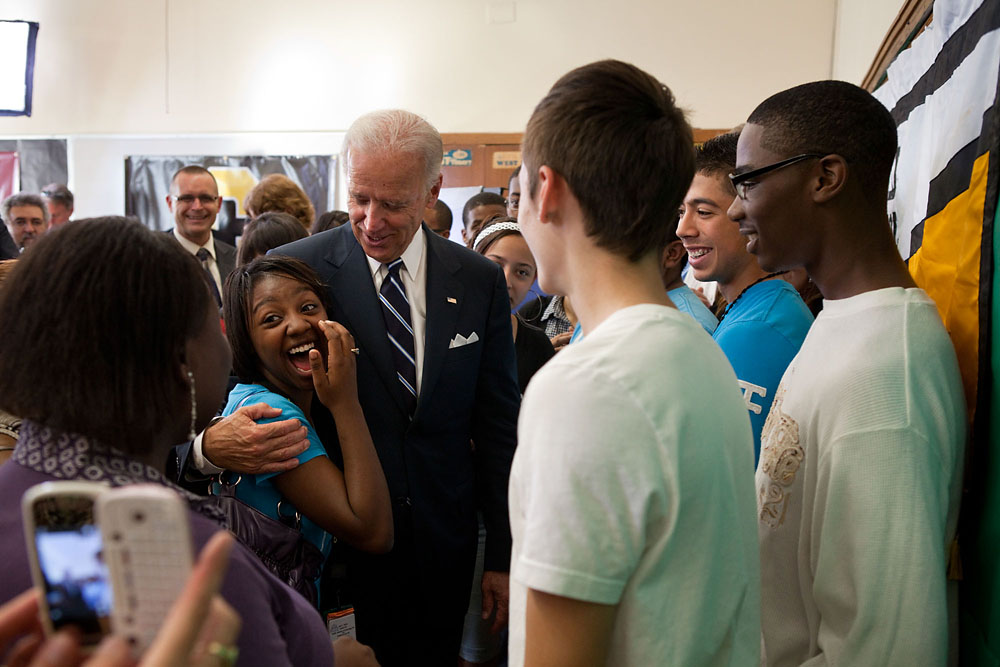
left=2, top=0, right=837, bottom=133
left=0, top=0, right=844, bottom=217
left=832, top=0, right=904, bottom=83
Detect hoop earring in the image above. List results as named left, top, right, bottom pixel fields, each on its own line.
left=187, top=369, right=197, bottom=442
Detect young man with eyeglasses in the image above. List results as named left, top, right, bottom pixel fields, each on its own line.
left=164, top=165, right=236, bottom=304
left=678, top=132, right=813, bottom=463
left=509, top=59, right=760, bottom=666
left=729, top=81, right=965, bottom=666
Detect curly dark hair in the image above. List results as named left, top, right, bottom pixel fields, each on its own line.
left=0, top=217, right=212, bottom=450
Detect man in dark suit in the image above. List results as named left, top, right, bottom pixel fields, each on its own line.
left=199, top=110, right=520, bottom=665
left=164, top=165, right=236, bottom=305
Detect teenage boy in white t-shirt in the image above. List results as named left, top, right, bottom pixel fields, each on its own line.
left=728, top=81, right=965, bottom=666
left=508, top=59, right=761, bottom=666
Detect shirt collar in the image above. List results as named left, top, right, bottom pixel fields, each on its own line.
left=173, top=227, right=216, bottom=259
left=12, top=419, right=227, bottom=522
left=365, top=226, right=427, bottom=278
left=541, top=294, right=566, bottom=321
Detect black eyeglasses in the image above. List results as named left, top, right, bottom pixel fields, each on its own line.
left=729, top=154, right=825, bottom=200
left=173, top=194, right=219, bottom=205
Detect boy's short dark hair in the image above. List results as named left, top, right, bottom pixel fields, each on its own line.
left=0, top=217, right=211, bottom=452
left=747, top=80, right=897, bottom=205
left=695, top=132, right=739, bottom=196
left=522, top=59, right=694, bottom=262
left=431, top=199, right=452, bottom=228
left=223, top=255, right=334, bottom=384
left=237, top=211, right=308, bottom=266
left=462, top=192, right=506, bottom=229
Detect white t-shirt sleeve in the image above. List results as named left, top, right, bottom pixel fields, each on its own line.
left=809, top=428, right=951, bottom=666
left=512, top=362, right=663, bottom=605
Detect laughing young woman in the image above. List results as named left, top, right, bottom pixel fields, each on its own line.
left=220, top=256, right=393, bottom=597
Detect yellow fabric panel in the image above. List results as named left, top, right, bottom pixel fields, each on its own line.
left=908, top=152, right=989, bottom=417
left=207, top=166, right=258, bottom=217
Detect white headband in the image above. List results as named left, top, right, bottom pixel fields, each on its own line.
left=473, top=221, right=520, bottom=252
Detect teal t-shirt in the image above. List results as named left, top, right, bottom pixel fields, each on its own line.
left=220, top=383, right=333, bottom=562
left=668, top=284, right=719, bottom=335
left=713, top=280, right=813, bottom=464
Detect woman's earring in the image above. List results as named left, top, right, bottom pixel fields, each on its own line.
left=187, top=369, right=197, bottom=442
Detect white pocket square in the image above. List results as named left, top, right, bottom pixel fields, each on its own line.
left=449, top=331, right=480, bottom=349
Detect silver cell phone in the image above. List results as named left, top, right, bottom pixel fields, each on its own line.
left=21, top=480, right=112, bottom=649
left=22, top=482, right=193, bottom=655
left=96, top=484, right=193, bottom=655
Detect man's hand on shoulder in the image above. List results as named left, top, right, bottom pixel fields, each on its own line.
left=203, top=404, right=309, bottom=474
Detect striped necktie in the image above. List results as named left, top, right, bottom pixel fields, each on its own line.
left=379, top=259, right=417, bottom=414
left=195, top=247, right=223, bottom=308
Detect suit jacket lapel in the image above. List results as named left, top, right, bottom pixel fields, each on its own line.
left=323, top=228, right=411, bottom=416
left=418, top=228, right=464, bottom=419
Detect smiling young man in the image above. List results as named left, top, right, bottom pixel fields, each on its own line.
left=678, top=132, right=813, bottom=462
left=729, top=81, right=965, bottom=666
left=509, top=60, right=760, bottom=666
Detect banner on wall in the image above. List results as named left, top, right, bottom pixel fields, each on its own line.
left=872, top=0, right=1000, bottom=662
left=124, top=155, right=337, bottom=235
left=0, top=152, right=19, bottom=200
left=873, top=0, right=999, bottom=418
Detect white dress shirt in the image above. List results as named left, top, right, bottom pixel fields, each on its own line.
left=172, top=228, right=224, bottom=297
left=366, top=229, right=428, bottom=394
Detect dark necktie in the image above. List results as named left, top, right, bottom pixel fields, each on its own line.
left=195, top=248, right=223, bottom=308
left=379, top=259, right=417, bottom=414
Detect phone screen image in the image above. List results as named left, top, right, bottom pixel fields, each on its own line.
left=30, top=495, right=111, bottom=641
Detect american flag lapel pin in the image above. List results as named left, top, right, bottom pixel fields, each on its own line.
left=447, top=297, right=457, bottom=304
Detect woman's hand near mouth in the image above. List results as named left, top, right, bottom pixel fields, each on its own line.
left=310, top=320, right=360, bottom=410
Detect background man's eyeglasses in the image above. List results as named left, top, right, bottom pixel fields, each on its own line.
left=173, top=194, right=218, bottom=205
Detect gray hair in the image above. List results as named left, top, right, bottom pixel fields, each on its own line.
left=342, top=110, right=443, bottom=192
left=41, top=183, right=73, bottom=209
left=2, top=193, right=50, bottom=225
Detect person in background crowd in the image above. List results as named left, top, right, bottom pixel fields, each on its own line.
left=165, top=165, right=237, bottom=309
left=461, top=192, right=506, bottom=247
left=311, top=210, right=351, bottom=235
left=1, top=193, right=49, bottom=253
left=659, top=217, right=718, bottom=335
left=194, top=109, right=520, bottom=666
left=473, top=217, right=553, bottom=396
left=0, top=225, right=16, bottom=260
left=40, top=183, right=73, bottom=227
left=730, top=80, right=965, bottom=666
left=424, top=199, right=453, bottom=238
left=781, top=266, right=824, bottom=316
left=678, top=132, right=813, bottom=463
left=236, top=211, right=308, bottom=266
left=509, top=59, right=760, bottom=666
left=244, top=174, right=315, bottom=235
left=506, top=166, right=521, bottom=219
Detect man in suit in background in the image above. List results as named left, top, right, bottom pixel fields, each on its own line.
left=165, top=165, right=236, bottom=306
left=200, top=110, right=520, bottom=665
